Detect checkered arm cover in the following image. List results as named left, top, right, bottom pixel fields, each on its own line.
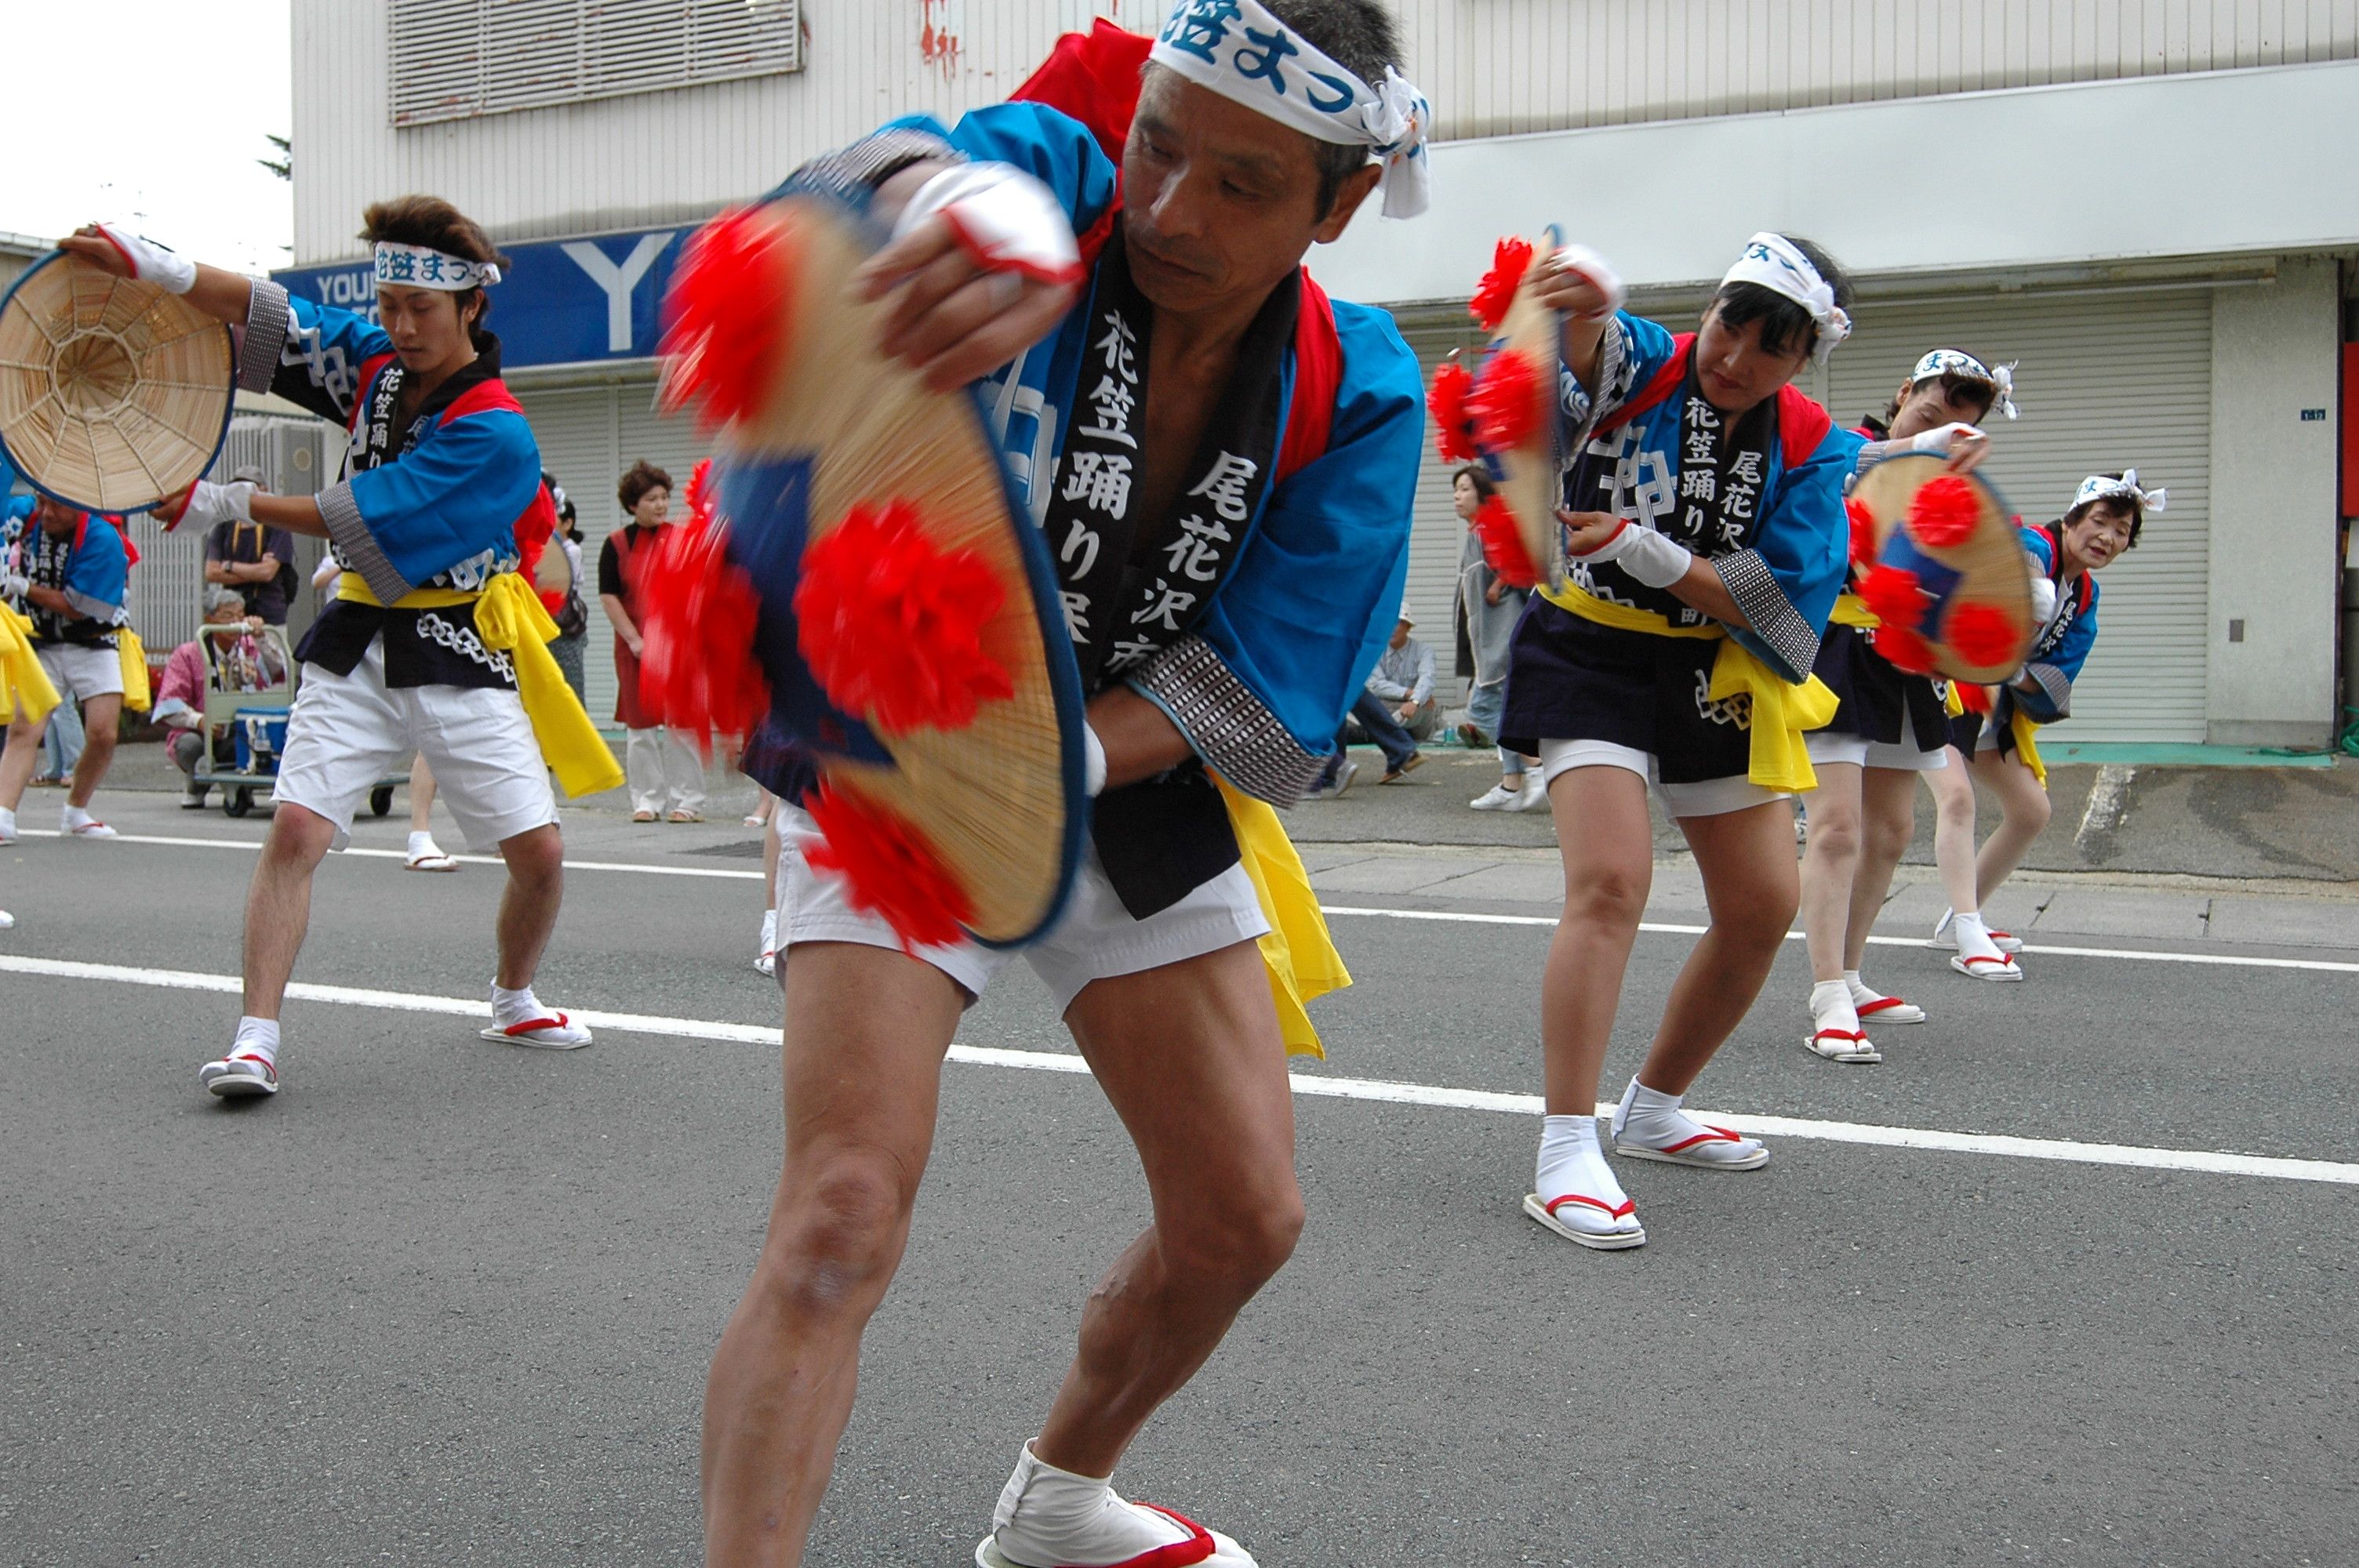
left=1717, top=548, right=1821, bottom=681
left=1130, top=636, right=1329, bottom=805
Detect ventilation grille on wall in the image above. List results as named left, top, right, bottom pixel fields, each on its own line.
left=391, top=0, right=801, bottom=127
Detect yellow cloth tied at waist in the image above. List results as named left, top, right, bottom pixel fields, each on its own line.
left=2009, top=708, right=2048, bottom=787
left=1828, top=592, right=1879, bottom=630
left=114, top=627, right=151, bottom=713
left=1212, top=773, right=1350, bottom=1059
left=0, top=604, right=60, bottom=726
left=1539, top=581, right=1838, bottom=793
left=337, top=571, right=623, bottom=799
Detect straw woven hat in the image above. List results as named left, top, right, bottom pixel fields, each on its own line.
left=0, top=252, right=234, bottom=513
left=684, top=193, right=1085, bottom=948
left=1483, top=230, right=1569, bottom=591
left=1849, top=454, right=2037, bottom=684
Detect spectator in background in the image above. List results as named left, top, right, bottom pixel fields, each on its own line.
left=0, top=495, right=131, bottom=840
left=202, top=466, right=298, bottom=626
left=154, top=586, right=283, bottom=807
left=543, top=479, right=591, bottom=702
left=1452, top=466, right=1543, bottom=812
left=1308, top=611, right=1430, bottom=795
left=598, top=459, right=706, bottom=823
left=1365, top=611, right=1439, bottom=739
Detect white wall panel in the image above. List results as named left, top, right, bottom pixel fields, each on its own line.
left=293, top=1, right=2359, bottom=263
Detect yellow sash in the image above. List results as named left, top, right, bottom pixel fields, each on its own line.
left=114, top=628, right=151, bottom=713
left=1944, top=683, right=1966, bottom=718
left=1828, top=592, right=1879, bottom=630
left=1212, top=774, right=1350, bottom=1059
left=2009, top=708, right=2048, bottom=787
left=1, top=604, right=60, bottom=726
left=337, top=572, right=623, bottom=798
left=1539, top=581, right=1837, bottom=793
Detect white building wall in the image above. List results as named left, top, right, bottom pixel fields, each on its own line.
left=292, top=0, right=2359, bottom=262
left=2205, top=257, right=2343, bottom=746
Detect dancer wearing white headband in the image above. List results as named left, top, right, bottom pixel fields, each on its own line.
left=1926, top=470, right=2153, bottom=979
left=1794, top=348, right=2018, bottom=1062
left=701, top=5, right=1428, bottom=1565
left=58, top=195, right=620, bottom=1104
left=1495, top=231, right=1859, bottom=1250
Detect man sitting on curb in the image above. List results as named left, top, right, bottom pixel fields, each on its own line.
left=1310, top=611, right=1430, bottom=794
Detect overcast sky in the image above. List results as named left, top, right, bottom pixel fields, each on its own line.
left=8, top=2, right=295, bottom=276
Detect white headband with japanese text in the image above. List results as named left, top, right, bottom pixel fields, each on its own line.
left=373, top=241, right=502, bottom=292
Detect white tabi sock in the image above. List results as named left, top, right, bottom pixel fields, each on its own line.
left=407, top=829, right=443, bottom=858
left=1809, top=978, right=1860, bottom=1036
left=0, top=807, right=16, bottom=840
left=1612, top=1076, right=1765, bottom=1164
left=232, top=1016, right=281, bottom=1068
left=62, top=804, right=100, bottom=831
left=1534, top=1113, right=1634, bottom=1234
left=490, top=983, right=547, bottom=1029
left=988, top=1442, right=1197, bottom=1566
left=758, top=907, right=778, bottom=956
left=1952, top=910, right=2007, bottom=966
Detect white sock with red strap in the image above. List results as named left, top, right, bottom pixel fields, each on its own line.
left=1612, top=1076, right=1764, bottom=1163
left=1809, top=978, right=1864, bottom=1046
left=988, top=1442, right=1210, bottom=1566
left=1845, top=969, right=1923, bottom=1022
left=492, top=983, right=557, bottom=1031
left=1535, top=1113, right=1635, bottom=1232
left=231, top=1015, right=280, bottom=1069
left=1952, top=911, right=2008, bottom=967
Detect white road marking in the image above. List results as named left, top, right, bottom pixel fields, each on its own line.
left=5, top=953, right=2354, bottom=1189
left=20, top=829, right=2359, bottom=971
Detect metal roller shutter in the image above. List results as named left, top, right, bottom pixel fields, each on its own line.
left=1808, top=288, right=2213, bottom=743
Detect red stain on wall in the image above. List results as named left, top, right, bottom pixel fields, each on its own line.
left=920, top=0, right=961, bottom=74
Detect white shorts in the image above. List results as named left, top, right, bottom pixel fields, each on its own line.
left=272, top=635, right=556, bottom=852
left=1804, top=730, right=1950, bottom=772
left=1538, top=737, right=1789, bottom=819
left=34, top=643, right=125, bottom=706
left=775, top=806, right=1270, bottom=1012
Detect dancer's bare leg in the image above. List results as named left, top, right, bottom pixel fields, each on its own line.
left=63, top=693, right=119, bottom=810
left=239, top=802, right=340, bottom=1017
left=491, top=823, right=565, bottom=989
left=1967, top=750, right=2052, bottom=905
left=1634, top=800, right=1801, bottom=1094
left=1031, top=938, right=1302, bottom=1477
left=1923, top=748, right=1982, bottom=916
left=702, top=942, right=962, bottom=1568
left=1798, top=761, right=1864, bottom=984
left=1845, top=766, right=1922, bottom=971
left=409, top=753, right=438, bottom=832
left=1540, top=766, right=1656, bottom=1115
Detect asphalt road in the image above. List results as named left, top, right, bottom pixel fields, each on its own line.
left=3, top=797, right=2354, bottom=1567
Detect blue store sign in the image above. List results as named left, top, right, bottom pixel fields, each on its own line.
left=272, top=224, right=690, bottom=369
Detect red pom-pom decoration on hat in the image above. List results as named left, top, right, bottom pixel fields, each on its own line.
left=1846, top=497, right=1878, bottom=571
left=1907, top=474, right=1983, bottom=550
left=794, top=500, right=1015, bottom=735
left=1467, top=349, right=1542, bottom=452
left=1857, top=564, right=1928, bottom=630
left=1469, top=237, right=1536, bottom=333
left=1427, top=360, right=1477, bottom=463
left=658, top=206, right=800, bottom=431
left=636, top=519, right=772, bottom=753
left=1873, top=622, right=1939, bottom=675
left=802, top=782, right=975, bottom=952
left=1944, top=601, right=2023, bottom=670
left=1473, top=495, right=1539, bottom=589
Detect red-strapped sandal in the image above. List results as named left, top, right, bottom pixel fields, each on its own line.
left=1521, top=1190, right=1646, bottom=1250
left=1949, top=953, right=2024, bottom=982
left=478, top=1012, right=595, bottom=1050
left=1854, top=993, right=1925, bottom=1025
left=976, top=1503, right=1230, bottom=1568
left=1805, top=1026, right=1882, bottom=1064
left=1614, top=1122, right=1770, bottom=1170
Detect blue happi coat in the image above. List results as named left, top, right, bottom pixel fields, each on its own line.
left=5, top=498, right=129, bottom=648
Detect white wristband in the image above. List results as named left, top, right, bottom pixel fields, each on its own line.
left=2028, top=572, right=2059, bottom=625
left=892, top=162, right=1081, bottom=286
left=93, top=223, right=198, bottom=294
left=1910, top=420, right=1984, bottom=456
left=1577, top=520, right=1692, bottom=590
left=1081, top=721, right=1107, bottom=798
left=1553, top=244, right=1627, bottom=321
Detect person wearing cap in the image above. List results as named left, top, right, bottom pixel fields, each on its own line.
left=0, top=493, right=132, bottom=843
left=1924, top=470, right=2152, bottom=981
left=1794, top=348, right=2015, bottom=1063
left=1498, top=231, right=1860, bottom=1252
left=703, top=3, right=1431, bottom=1563
left=60, top=195, right=621, bottom=1103
left=202, top=465, right=299, bottom=626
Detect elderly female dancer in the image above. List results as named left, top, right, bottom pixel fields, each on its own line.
left=1502, top=233, right=1858, bottom=1249
left=1795, top=349, right=2014, bottom=1062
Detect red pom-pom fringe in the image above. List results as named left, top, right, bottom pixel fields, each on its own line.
left=1957, top=681, right=1994, bottom=714
left=1469, top=237, right=1535, bottom=333
left=1468, top=349, right=1543, bottom=453
left=635, top=519, right=772, bottom=753
left=794, top=500, right=1015, bottom=735
left=1907, top=474, right=1982, bottom=550
left=659, top=206, right=799, bottom=431
left=801, top=782, right=975, bottom=953
left=1473, top=495, right=1539, bottom=589
left=1872, top=622, right=1939, bottom=675
left=682, top=457, right=719, bottom=531
left=1857, top=564, right=1928, bottom=630
left=1427, top=360, right=1478, bottom=463
left=1943, top=601, right=2023, bottom=670
left=1846, top=497, right=1878, bottom=572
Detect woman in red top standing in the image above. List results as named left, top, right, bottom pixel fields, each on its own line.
left=598, top=459, right=707, bottom=822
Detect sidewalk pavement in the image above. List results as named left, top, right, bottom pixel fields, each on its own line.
left=49, top=736, right=2359, bottom=954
